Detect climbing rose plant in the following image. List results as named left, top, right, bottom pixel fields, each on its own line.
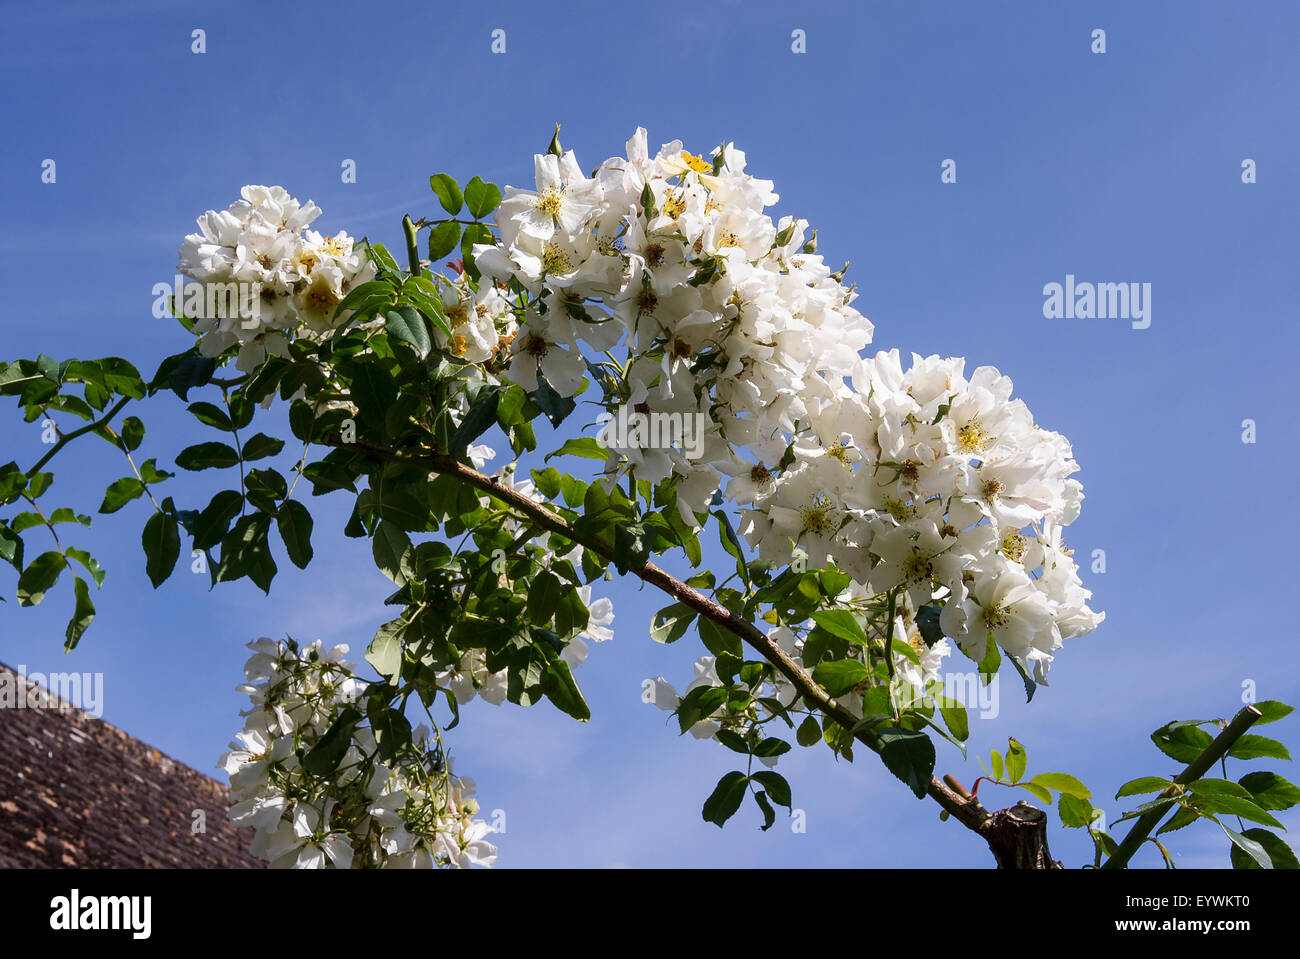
left=1, top=128, right=1294, bottom=869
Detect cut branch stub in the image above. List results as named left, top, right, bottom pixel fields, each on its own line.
left=981, top=801, right=1062, bottom=870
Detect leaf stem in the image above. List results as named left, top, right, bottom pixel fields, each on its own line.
left=26, top=396, right=131, bottom=477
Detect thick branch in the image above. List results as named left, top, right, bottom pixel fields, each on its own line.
left=402, top=215, right=422, bottom=277
left=329, top=434, right=994, bottom=837
left=983, top=802, right=1062, bottom=869
left=1101, top=705, right=1263, bottom=869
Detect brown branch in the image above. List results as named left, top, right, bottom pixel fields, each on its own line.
left=1101, top=705, right=1263, bottom=869
left=328, top=433, right=997, bottom=840
left=983, top=802, right=1062, bottom=869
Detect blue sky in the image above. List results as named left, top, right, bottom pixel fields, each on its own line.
left=2, top=0, right=1298, bottom=867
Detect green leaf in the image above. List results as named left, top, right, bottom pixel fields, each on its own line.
left=367, top=619, right=405, bottom=681
left=640, top=181, right=657, bottom=219
left=429, top=174, right=463, bottom=216
left=1031, top=772, right=1091, bottom=799
left=215, top=513, right=276, bottom=592
left=1151, top=721, right=1214, bottom=763
left=1018, top=782, right=1053, bottom=804
left=193, top=490, right=243, bottom=550
left=427, top=220, right=461, bottom=262
left=242, top=432, right=285, bottom=461
left=697, top=618, right=741, bottom=659
left=334, top=279, right=395, bottom=321
left=526, top=570, right=562, bottom=626
left=459, top=223, right=494, bottom=277
left=753, top=790, right=776, bottom=831
left=464, top=176, right=503, bottom=219
left=916, top=603, right=945, bottom=647
left=1221, top=822, right=1272, bottom=869
left=99, top=476, right=144, bottom=514
left=1239, top=771, right=1300, bottom=811
left=810, top=609, right=867, bottom=645
left=26, top=473, right=53, bottom=499
left=64, top=546, right=105, bottom=588
left=1006, top=737, right=1027, bottom=783
left=301, top=707, right=362, bottom=777
left=976, top=635, right=1000, bottom=681
left=711, top=508, right=749, bottom=586
left=367, top=696, right=413, bottom=764
left=47, top=508, right=91, bottom=528
left=544, top=437, right=608, bottom=462
left=141, top=508, right=180, bottom=588
left=612, top=522, right=648, bottom=575
left=1194, top=794, right=1284, bottom=829
left=754, top=738, right=791, bottom=759
left=276, top=500, right=313, bottom=569
left=701, top=771, right=749, bottom=827
left=0, top=461, right=28, bottom=504
left=1058, top=793, right=1098, bottom=828
left=796, top=714, right=822, bottom=747
left=1115, top=796, right=1177, bottom=824
left=10, top=512, right=46, bottom=534
left=1187, top=777, right=1254, bottom=800
left=120, top=415, right=145, bottom=451
left=0, top=524, right=22, bottom=570
left=451, top=385, right=501, bottom=452
left=530, top=467, right=562, bottom=500
left=676, top=685, right=727, bottom=733
left=543, top=658, right=590, bottom=722
left=175, top=441, right=240, bottom=471
left=16, top=551, right=66, bottom=606
left=812, top=658, right=871, bottom=697
left=650, top=602, right=695, bottom=644
left=187, top=401, right=232, bottom=431
left=385, top=307, right=431, bottom=358
left=98, top=357, right=145, bottom=398
left=877, top=726, right=936, bottom=799
left=164, top=355, right=216, bottom=401
left=138, top=458, right=172, bottom=484
left=1116, top=776, right=1173, bottom=798
left=372, top=521, right=416, bottom=585
left=64, top=576, right=94, bottom=651
left=1005, top=651, right=1036, bottom=703
left=1252, top=701, right=1295, bottom=725
left=528, top=377, right=576, bottom=428
left=1228, top=735, right=1291, bottom=761
left=750, top=770, right=791, bottom=807
left=1229, top=828, right=1298, bottom=870
left=938, top=698, right=969, bottom=742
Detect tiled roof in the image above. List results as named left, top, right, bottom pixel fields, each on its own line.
left=0, top=662, right=261, bottom=868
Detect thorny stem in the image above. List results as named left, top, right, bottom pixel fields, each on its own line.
left=402, top=216, right=422, bottom=278
left=1101, top=705, right=1263, bottom=869
left=322, top=433, right=994, bottom=838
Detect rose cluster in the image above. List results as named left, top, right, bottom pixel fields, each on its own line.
left=475, top=131, right=1101, bottom=688
left=177, top=185, right=375, bottom=372
left=219, top=638, right=496, bottom=869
